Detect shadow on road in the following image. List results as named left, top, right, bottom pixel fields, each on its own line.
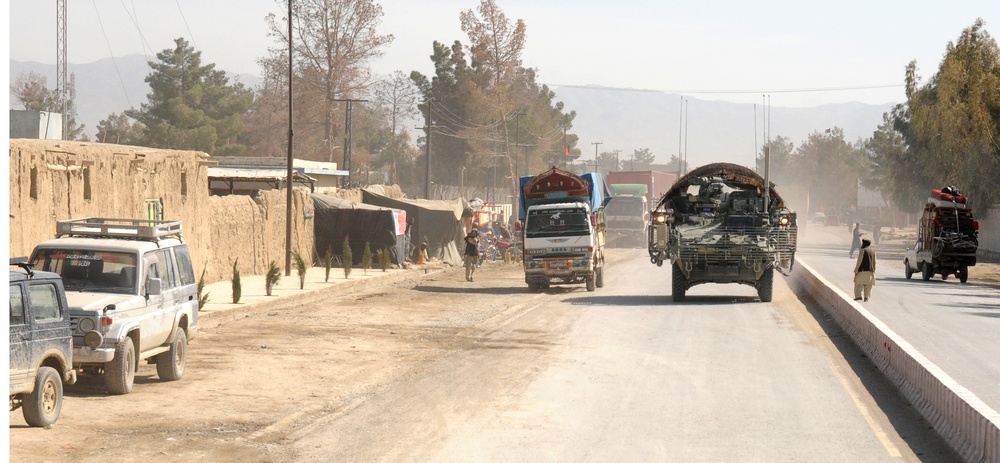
left=413, top=284, right=529, bottom=296
left=564, top=294, right=760, bottom=307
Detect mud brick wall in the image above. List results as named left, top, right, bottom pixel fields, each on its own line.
left=8, top=139, right=314, bottom=283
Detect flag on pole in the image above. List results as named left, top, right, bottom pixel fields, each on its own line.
left=564, top=145, right=569, bottom=157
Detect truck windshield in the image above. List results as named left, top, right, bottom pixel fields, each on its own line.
left=607, top=197, right=645, bottom=215
left=31, top=249, right=139, bottom=294
left=526, top=209, right=591, bottom=237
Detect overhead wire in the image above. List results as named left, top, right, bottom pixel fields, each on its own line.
left=544, top=82, right=904, bottom=95
left=174, top=0, right=199, bottom=51
left=91, top=0, right=133, bottom=109
left=118, top=0, right=155, bottom=59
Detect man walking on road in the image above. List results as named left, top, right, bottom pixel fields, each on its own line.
left=463, top=229, right=480, bottom=282
left=854, top=238, right=877, bottom=301
left=849, top=222, right=864, bottom=258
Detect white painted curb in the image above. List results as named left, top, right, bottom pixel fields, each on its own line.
left=788, top=260, right=1000, bottom=462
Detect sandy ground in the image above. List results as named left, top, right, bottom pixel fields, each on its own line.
left=9, top=260, right=536, bottom=463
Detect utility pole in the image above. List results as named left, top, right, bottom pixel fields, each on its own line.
left=513, top=111, right=523, bottom=179
left=417, top=99, right=436, bottom=199
left=334, top=98, right=368, bottom=187
left=284, top=0, right=294, bottom=276
left=592, top=141, right=603, bottom=173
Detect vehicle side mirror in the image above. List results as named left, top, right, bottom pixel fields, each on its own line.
left=146, top=277, right=162, bottom=296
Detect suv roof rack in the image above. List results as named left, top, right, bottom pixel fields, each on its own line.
left=56, top=218, right=184, bottom=242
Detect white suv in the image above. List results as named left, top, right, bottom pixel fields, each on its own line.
left=29, top=218, right=199, bottom=394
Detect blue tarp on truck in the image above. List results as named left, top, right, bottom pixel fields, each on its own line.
left=517, top=169, right=612, bottom=221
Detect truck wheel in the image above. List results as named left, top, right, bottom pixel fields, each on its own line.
left=904, top=260, right=913, bottom=279
left=596, top=267, right=605, bottom=288
left=671, top=262, right=686, bottom=302
left=586, top=276, right=596, bottom=292
left=156, top=330, right=188, bottom=381
left=921, top=263, right=933, bottom=281
left=22, top=366, right=62, bottom=427
left=527, top=281, right=538, bottom=292
left=757, top=268, right=774, bottom=303
left=941, top=272, right=948, bottom=281
left=105, top=337, right=136, bottom=395
left=958, top=266, right=969, bottom=283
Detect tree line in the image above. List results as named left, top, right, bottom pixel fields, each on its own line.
left=10, top=0, right=595, bottom=192
left=757, top=18, right=999, bottom=215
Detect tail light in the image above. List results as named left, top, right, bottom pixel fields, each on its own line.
left=973, top=220, right=980, bottom=231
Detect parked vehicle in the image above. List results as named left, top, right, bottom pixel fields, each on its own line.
left=811, top=212, right=826, bottom=225
left=29, top=218, right=199, bottom=394
left=519, top=167, right=611, bottom=292
left=647, top=163, right=798, bottom=302
left=9, top=261, right=76, bottom=427
left=903, top=187, right=978, bottom=283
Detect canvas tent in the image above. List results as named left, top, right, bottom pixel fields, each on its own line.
left=362, top=189, right=469, bottom=267
left=311, top=194, right=406, bottom=266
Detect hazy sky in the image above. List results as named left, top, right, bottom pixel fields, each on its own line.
left=7, top=0, right=997, bottom=108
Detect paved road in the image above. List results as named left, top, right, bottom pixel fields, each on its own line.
left=797, top=225, right=1000, bottom=414
left=295, top=249, right=957, bottom=462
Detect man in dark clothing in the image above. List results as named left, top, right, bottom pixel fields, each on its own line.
left=853, top=239, right=877, bottom=301
left=463, top=229, right=479, bottom=282
left=849, top=222, right=864, bottom=258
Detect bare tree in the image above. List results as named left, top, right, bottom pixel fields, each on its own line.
left=261, top=0, right=394, bottom=162
left=10, top=71, right=54, bottom=111
left=372, top=70, right=419, bottom=183
left=459, top=0, right=528, bottom=194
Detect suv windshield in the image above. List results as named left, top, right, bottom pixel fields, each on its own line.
left=32, top=249, right=138, bottom=294
left=526, top=209, right=591, bottom=237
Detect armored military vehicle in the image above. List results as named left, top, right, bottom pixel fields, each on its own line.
left=647, top=163, right=797, bottom=302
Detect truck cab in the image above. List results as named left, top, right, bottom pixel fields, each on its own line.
left=523, top=202, right=603, bottom=291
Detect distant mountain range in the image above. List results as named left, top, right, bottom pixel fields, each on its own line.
left=11, top=56, right=894, bottom=167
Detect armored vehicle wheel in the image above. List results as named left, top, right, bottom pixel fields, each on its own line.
left=23, top=366, right=62, bottom=427
left=527, top=281, right=539, bottom=292
left=921, top=263, right=933, bottom=281
left=671, top=262, right=686, bottom=302
left=958, top=266, right=969, bottom=283
left=586, top=276, right=596, bottom=292
left=105, top=337, right=136, bottom=395
left=595, top=267, right=604, bottom=288
left=757, top=267, right=774, bottom=303
left=904, top=260, right=913, bottom=279
left=941, top=273, right=948, bottom=281
left=156, top=330, right=188, bottom=381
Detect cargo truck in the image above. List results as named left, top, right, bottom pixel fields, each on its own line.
left=519, top=167, right=611, bottom=292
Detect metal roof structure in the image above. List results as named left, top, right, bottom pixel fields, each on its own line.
left=207, top=167, right=318, bottom=193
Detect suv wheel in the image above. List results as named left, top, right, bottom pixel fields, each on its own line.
left=156, top=330, right=188, bottom=381
left=904, top=259, right=913, bottom=279
left=105, top=337, right=136, bottom=395
left=958, top=266, right=969, bottom=283
left=921, top=262, right=933, bottom=281
left=22, top=366, right=62, bottom=427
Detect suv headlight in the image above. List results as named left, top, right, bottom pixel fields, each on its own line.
left=84, top=330, right=104, bottom=348
left=78, top=317, right=97, bottom=333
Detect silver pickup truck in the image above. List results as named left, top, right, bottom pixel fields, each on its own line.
left=29, top=218, right=198, bottom=394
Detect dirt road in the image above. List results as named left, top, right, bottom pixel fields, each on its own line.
left=10, top=261, right=543, bottom=462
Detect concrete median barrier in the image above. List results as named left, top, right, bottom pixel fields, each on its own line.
left=787, top=260, right=1000, bottom=462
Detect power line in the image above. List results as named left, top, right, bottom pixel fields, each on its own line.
left=545, top=82, right=904, bottom=95
left=174, top=0, right=199, bottom=51
left=91, top=0, right=132, bottom=109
